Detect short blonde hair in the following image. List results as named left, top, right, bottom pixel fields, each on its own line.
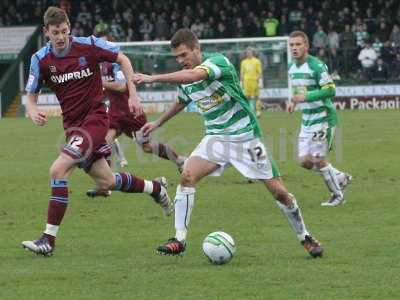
left=289, top=31, right=309, bottom=46
left=43, top=6, right=70, bottom=28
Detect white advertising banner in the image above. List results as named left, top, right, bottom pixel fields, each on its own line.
left=22, top=84, right=400, bottom=116
left=0, top=26, right=37, bottom=60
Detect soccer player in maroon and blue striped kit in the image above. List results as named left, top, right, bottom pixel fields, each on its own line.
left=85, top=29, right=186, bottom=198
left=21, top=6, right=172, bottom=256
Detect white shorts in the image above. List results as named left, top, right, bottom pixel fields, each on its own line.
left=298, top=125, right=335, bottom=158
left=190, top=135, right=280, bottom=180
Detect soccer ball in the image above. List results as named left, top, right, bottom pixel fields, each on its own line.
left=202, top=231, right=236, bottom=265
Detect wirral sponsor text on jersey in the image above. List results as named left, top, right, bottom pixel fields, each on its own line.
left=50, top=67, right=94, bottom=84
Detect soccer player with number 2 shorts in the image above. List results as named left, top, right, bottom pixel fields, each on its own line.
left=288, top=31, right=352, bottom=207
left=21, top=7, right=172, bottom=257
left=133, top=28, right=324, bottom=258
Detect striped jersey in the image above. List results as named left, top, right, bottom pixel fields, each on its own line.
left=288, top=55, right=338, bottom=131
left=177, top=52, right=261, bottom=141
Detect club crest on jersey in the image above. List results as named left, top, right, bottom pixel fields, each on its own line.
left=78, top=56, right=87, bottom=66
left=49, top=65, right=57, bottom=73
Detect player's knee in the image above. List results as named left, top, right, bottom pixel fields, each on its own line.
left=97, top=174, right=115, bottom=190
left=313, top=159, right=327, bottom=169
left=299, top=158, right=313, bottom=169
left=141, top=142, right=153, bottom=153
left=49, top=162, right=66, bottom=179
left=180, top=169, right=196, bottom=186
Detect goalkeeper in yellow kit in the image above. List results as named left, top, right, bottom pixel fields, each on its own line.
left=240, top=47, right=263, bottom=118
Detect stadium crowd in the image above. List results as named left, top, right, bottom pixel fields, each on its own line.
left=2, top=0, right=400, bottom=83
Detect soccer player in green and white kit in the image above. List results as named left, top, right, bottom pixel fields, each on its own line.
left=288, top=31, right=352, bottom=207
left=133, top=28, right=324, bottom=258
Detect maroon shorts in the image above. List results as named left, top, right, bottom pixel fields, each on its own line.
left=62, top=110, right=111, bottom=172
left=109, top=113, right=147, bottom=139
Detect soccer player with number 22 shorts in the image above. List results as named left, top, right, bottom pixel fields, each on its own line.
left=133, top=28, right=324, bottom=258
left=22, top=7, right=172, bottom=257
left=288, top=31, right=352, bottom=207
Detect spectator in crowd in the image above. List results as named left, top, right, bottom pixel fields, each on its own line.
left=394, top=8, right=400, bottom=26
left=59, top=0, right=71, bottom=16
left=355, top=23, right=369, bottom=48
left=5, top=0, right=400, bottom=83
left=380, top=40, right=396, bottom=64
left=234, top=17, right=245, bottom=38
left=263, top=11, right=279, bottom=37
left=76, top=2, right=91, bottom=24
left=170, top=20, right=180, bottom=38
left=375, top=21, right=390, bottom=44
left=202, top=21, right=215, bottom=39
left=182, top=15, right=190, bottom=28
left=288, top=0, right=303, bottom=29
left=277, top=14, right=290, bottom=36
left=71, top=21, right=84, bottom=36
left=126, top=28, right=136, bottom=42
left=216, top=21, right=229, bottom=38
left=190, top=18, right=204, bottom=38
left=358, top=42, right=378, bottom=81
left=372, top=58, right=389, bottom=82
left=372, top=37, right=383, bottom=57
left=328, top=47, right=343, bottom=80
left=312, top=25, right=328, bottom=50
left=389, top=24, right=400, bottom=49
left=110, top=17, right=124, bottom=41
left=391, top=53, right=400, bottom=78
left=304, top=6, right=317, bottom=28
left=364, top=7, right=375, bottom=34
left=139, top=17, right=154, bottom=40
left=154, top=14, right=169, bottom=40
left=316, top=48, right=328, bottom=62
left=327, top=26, right=340, bottom=50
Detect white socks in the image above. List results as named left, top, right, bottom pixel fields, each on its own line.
left=276, top=195, right=309, bottom=241
left=44, top=223, right=59, bottom=237
left=330, top=165, right=346, bottom=184
left=143, top=180, right=154, bottom=194
left=174, top=185, right=195, bottom=242
left=112, top=139, right=127, bottom=164
left=319, top=164, right=343, bottom=196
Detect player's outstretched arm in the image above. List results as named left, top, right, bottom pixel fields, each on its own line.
left=26, top=93, right=47, bottom=126
left=141, top=101, right=186, bottom=136
left=133, top=68, right=208, bottom=85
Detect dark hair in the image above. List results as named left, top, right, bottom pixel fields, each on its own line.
left=43, top=6, right=70, bottom=28
left=170, top=28, right=199, bottom=49
left=289, top=30, right=309, bottom=46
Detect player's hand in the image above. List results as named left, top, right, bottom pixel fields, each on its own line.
left=132, top=73, right=153, bottom=84
left=29, top=110, right=47, bottom=126
left=287, top=102, right=296, bottom=114
left=292, top=93, right=306, bottom=104
left=141, top=122, right=159, bottom=136
left=128, top=96, right=144, bottom=116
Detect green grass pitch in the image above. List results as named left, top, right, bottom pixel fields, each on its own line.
left=0, top=110, right=399, bottom=299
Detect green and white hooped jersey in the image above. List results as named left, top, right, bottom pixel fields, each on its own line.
left=288, top=55, right=338, bottom=131
left=177, top=52, right=261, bottom=141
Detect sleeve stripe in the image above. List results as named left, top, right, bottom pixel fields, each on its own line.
left=321, top=83, right=336, bottom=89
left=202, top=61, right=221, bottom=79
left=195, top=65, right=210, bottom=75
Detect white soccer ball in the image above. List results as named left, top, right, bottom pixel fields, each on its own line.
left=202, top=231, right=236, bottom=265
